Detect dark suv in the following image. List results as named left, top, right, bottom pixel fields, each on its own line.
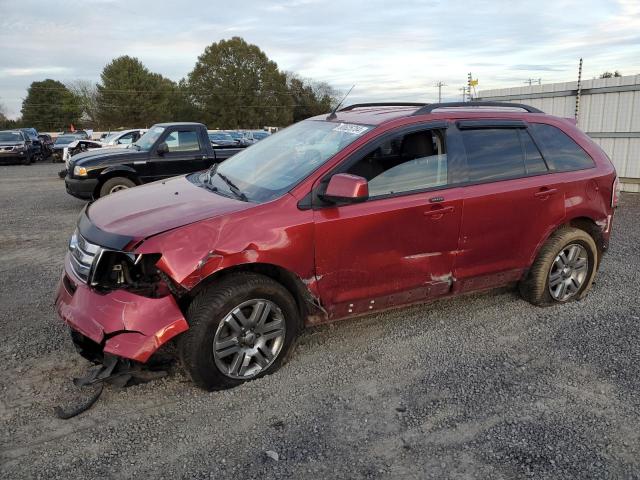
left=0, top=130, right=34, bottom=164
left=55, top=102, right=617, bottom=391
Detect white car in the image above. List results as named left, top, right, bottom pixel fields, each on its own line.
left=63, top=129, right=148, bottom=167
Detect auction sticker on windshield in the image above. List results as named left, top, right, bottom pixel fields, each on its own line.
left=332, top=123, right=370, bottom=135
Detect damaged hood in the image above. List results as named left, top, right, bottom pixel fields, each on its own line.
left=86, top=175, right=254, bottom=240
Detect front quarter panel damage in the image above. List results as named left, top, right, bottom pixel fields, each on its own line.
left=136, top=193, right=321, bottom=317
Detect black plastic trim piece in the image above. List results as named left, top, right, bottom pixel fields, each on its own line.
left=413, top=101, right=543, bottom=115
left=339, top=102, right=427, bottom=111
left=456, top=119, right=527, bottom=129
left=78, top=206, right=134, bottom=250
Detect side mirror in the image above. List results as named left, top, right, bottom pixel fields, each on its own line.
left=156, top=142, right=169, bottom=155
left=322, top=173, right=369, bottom=203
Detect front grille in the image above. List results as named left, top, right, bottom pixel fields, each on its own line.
left=69, top=232, right=102, bottom=283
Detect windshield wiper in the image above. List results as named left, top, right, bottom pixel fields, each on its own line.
left=216, top=171, right=248, bottom=202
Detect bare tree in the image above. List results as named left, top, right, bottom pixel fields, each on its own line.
left=66, top=79, right=100, bottom=125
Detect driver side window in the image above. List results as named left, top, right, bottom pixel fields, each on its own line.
left=164, top=130, right=200, bottom=152
left=346, top=128, right=447, bottom=198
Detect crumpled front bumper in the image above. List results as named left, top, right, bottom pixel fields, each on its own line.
left=55, top=255, right=189, bottom=363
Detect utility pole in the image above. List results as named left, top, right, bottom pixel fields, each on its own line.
left=435, top=81, right=447, bottom=103
left=525, top=78, right=542, bottom=86
left=575, top=58, right=583, bottom=122
left=459, top=86, right=468, bottom=102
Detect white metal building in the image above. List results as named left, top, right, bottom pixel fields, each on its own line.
left=479, top=74, right=640, bottom=192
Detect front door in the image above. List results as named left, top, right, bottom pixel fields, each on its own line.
left=313, top=125, right=463, bottom=318
left=150, top=128, right=208, bottom=180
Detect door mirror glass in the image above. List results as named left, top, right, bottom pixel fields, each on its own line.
left=156, top=142, right=169, bottom=155
left=323, top=173, right=369, bottom=203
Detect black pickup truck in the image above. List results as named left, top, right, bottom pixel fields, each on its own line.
left=65, top=122, right=244, bottom=200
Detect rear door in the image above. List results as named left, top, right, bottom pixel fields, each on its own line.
left=313, top=123, right=464, bottom=318
left=149, top=127, right=209, bottom=179
left=451, top=121, right=565, bottom=292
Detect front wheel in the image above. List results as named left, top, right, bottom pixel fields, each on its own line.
left=519, top=227, right=598, bottom=306
left=179, top=273, right=300, bottom=390
left=98, top=177, right=136, bottom=197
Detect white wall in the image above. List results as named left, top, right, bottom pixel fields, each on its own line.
left=480, top=75, right=640, bottom=193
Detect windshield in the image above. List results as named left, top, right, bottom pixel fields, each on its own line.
left=209, top=132, right=233, bottom=141
left=134, top=126, right=164, bottom=151
left=0, top=132, right=23, bottom=143
left=253, top=131, right=269, bottom=140
left=54, top=136, right=77, bottom=145
left=207, top=120, right=373, bottom=203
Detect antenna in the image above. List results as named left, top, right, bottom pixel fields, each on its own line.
left=327, top=85, right=355, bottom=120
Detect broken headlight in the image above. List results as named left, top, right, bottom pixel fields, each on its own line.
left=91, top=251, right=168, bottom=297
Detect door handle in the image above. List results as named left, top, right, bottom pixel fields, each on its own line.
left=424, top=206, right=455, bottom=218
left=534, top=188, right=558, bottom=198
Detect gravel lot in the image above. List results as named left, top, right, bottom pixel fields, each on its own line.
left=1, top=163, right=639, bottom=479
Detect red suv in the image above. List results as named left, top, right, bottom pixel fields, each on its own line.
left=55, top=102, right=618, bottom=390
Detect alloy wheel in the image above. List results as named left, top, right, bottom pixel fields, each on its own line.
left=213, top=299, right=286, bottom=379
left=548, top=243, right=589, bottom=301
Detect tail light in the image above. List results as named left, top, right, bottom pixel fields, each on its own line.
left=611, top=176, right=619, bottom=208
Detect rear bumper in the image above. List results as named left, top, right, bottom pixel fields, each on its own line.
left=65, top=175, right=98, bottom=200
left=54, top=255, right=189, bottom=363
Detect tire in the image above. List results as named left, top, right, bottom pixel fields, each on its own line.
left=179, top=273, right=300, bottom=391
left=98, top=177, right=136, bottom=197
left=22, top=153, right=32, bottom=165
left=519, top=227, right=598, bottom=306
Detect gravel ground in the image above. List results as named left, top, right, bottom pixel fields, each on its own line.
left=1, top=163, right=639, bottom=479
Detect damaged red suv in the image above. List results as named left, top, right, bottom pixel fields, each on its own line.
left=55, top=102, right=618, bottom=390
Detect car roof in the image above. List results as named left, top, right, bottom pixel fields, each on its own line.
left=309, top=102, right=552, bottom=126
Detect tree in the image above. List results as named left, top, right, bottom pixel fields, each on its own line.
left=97, top=56, right=176, bottom=128
left=187, top=37, right=292, bottom=128
left=66, top=80, right=99, bottom=126
left=286, top=73, right=338, bottom=123
left=20, top=79, right=82, bottom=131
left=599, top=71, right=622, bottom=78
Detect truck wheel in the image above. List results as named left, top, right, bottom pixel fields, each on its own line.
left=519, top=227, right=598, bottom=306
left=99, top=177, right=136, bottom=197
left=179, top=273, right=300, bottom=391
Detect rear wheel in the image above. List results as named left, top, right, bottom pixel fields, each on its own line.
left=179, top=273, right=300, bottom=390
left=519, top=227, right=598, bottom=306
left=99, top=177, right=136, bottom=197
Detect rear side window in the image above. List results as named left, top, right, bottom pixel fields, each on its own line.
left=460, top=129, right=525, bottom=182
left=520, top=130, right=547, bottom=174
left=529, top=123, right=595, bottom=171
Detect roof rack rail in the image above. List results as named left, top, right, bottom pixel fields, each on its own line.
left=413, top=101, right=543, bottom=115
left=340, top=102, right=427, bottom=111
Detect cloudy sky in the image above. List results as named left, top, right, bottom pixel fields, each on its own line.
left=1, top=0, right=639, bottom=119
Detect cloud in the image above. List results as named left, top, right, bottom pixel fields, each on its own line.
left=0, top=0, right=638, bottom=119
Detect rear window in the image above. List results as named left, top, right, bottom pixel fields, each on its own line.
left=529, top=123, right=595, bottom=171
left=461, top=129, right=526, bottom=182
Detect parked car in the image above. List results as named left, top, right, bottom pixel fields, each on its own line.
left=38, top=134, right=54, bottom=159
left=20, top=128, right=43, bottom=162
left=52, top=134, right=85, bottom=162
left=100, top=129, right=148, bottom=147
left=226, top=130, right=246, bottom=145
left=208, top=130, right=239, bottom=146
left=64, top=122, right=244, bottom=200
left=55, top=102, right=617, bottom=391
left=0, top=130, right=34, bottom=165
left=242, top=129, right=270, bottom=145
